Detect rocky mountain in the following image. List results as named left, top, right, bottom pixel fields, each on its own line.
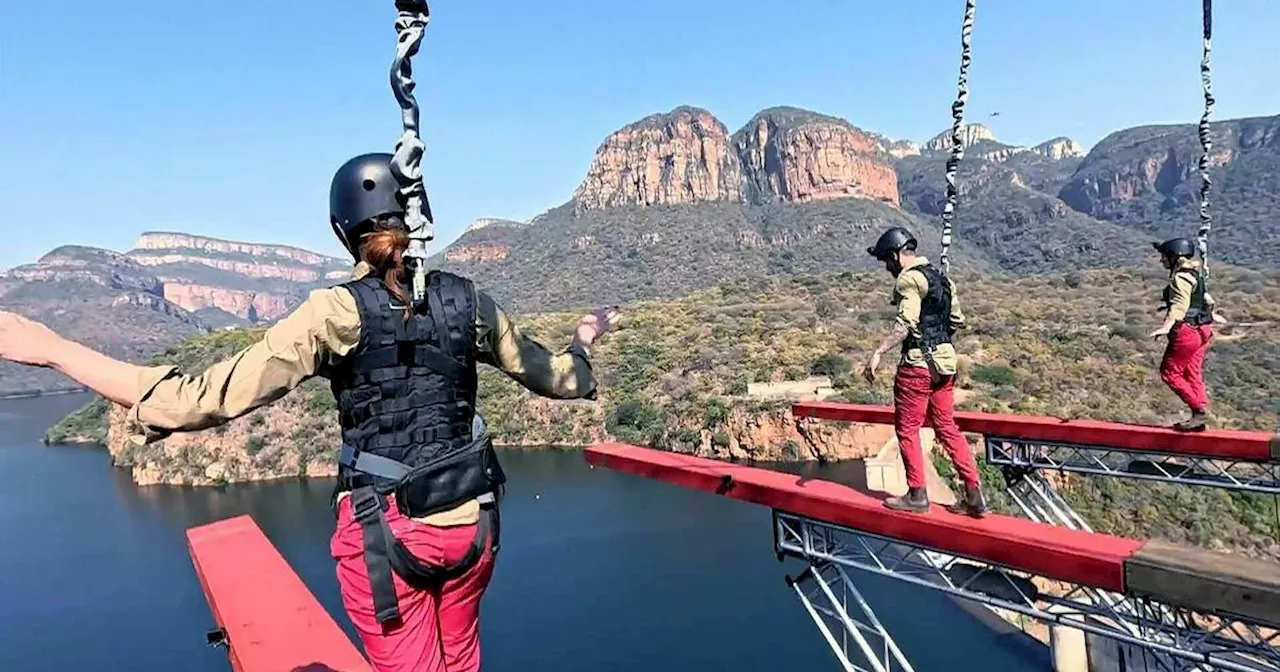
left=436, top=106, right=999, bottom=313
left=436, top=105, right=1264, bottom=312
left=0, top=246, right=209, bottom=396
left=1058, top=115, right=1280, bottom=269
left=127, top=232, right=351, bottom=324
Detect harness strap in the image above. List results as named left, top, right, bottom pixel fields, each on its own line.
left=340, top=443, right=412, bottom=481
left=350, top=487, right=499, bottom=625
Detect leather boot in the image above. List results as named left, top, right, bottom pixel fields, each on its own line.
left=883, top=487, right=929, bottom=514
left=1173, top=409, right=1207, bottom=432
left=946, top=484, right=988, bottom=518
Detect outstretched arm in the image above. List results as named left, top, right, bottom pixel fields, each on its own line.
left=0, top=287, right=360, bottom=443
left=0, top=313, right=147, bottom=407
left=473, top=290, right=611, bottom=400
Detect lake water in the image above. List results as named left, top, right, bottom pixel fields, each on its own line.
left=0, top=393, right=1048, bottom=671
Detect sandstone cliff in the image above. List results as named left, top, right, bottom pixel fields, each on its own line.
left=133, top=232, right=345, bottom=268
left=1033, top=137, right=1085, bottom=160
left=571, top=105, right=900, bottom=213
left=125, top=231, right=351, bottom=323
left=924, top=123, right=997, bottom=151
left=572, top=106, right=744, bottom=213
left=1056, top=114, right=1280, bottom=269
left=734, top=107, right=899, bottom=207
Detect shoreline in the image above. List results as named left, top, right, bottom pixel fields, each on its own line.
left=0, top=386, right=89, bottom=401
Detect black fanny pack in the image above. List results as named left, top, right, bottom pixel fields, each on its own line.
left=395, top=435, right=507, bottom=518
left=338, top=434, right=507, bottom=517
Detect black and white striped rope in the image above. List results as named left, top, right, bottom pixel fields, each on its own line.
left=938, top=0, right=976, bottom=276
left=1195, top=0, right=1214, bottom=272
left=389, top=0, right=434, bottom=304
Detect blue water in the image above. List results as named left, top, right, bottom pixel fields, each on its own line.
left=0, top=393, right=1048, bottom=671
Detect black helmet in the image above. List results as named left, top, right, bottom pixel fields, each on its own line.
left=329, top=153, right=410, bottom=258
left=867, top=227, right=918, bottom=260
left=1152, top=237, right=1196, bottom=258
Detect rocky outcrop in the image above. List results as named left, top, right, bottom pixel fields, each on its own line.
left=444, top=244, right=511, bottom=264
left=123, top=232, right=353, bottom=322
left=161, top=282, right=298, bottom=323
left=131, top=253, right=337, bottom=283
left=925, top=123, right=997, bottom=151
left=701, top=407, right=893, bottom=461
left=464, top=218, right=527, bottom=234
left=133, top=232, right=343, bottom=268
left=1057, top=118, right=1277, bottom=217
left=1034, top=137, right=1085, bottom=160
left=572, top=106, right=743, bottom=213
left=571, top=105, right=900, bottom=212
left=734, top=107, right=900, bottom=207
left=4, top=246, right=165, bottom=294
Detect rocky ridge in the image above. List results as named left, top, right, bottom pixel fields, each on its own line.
left=572, top=106, right=901, bottom=214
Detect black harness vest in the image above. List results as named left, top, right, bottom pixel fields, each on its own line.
left=1160, top=267, right=1214, bottom=326
left=901, top=264, right=955, bottom=356
left=327, top=272, right=506, bottom=625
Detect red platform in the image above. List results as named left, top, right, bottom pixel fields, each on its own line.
left=584, top=443, right=1280, bottom=627
left=187, top=515, right=371, bottom=672
left=793, top=401, right=1280, bottom=462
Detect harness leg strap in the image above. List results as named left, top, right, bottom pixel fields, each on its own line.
left=351, top=487, right=403, bottom=625
left=351, top=488, right=502, bottom=626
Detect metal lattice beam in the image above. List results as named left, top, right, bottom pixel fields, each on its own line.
left=774, top=511, right=1280, bottom=672
left=985, top=437, right=1280, bottom=495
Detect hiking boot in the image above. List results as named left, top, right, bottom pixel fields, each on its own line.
left=884, top=487, right=929, bottom=514
left=946, top=485, right=988, bottom=518
left=1173, top=409, right=1207, bottom=432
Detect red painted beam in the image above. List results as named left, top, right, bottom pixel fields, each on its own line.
left=187, top=515, right=371, bottom=672
left=585, top=444, right=1280, bottom=628
left=793, top=401, right=1280, bottom=463
left=585, top=443, right=1141, bottom=592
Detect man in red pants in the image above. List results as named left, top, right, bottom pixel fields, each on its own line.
left=1149, top=238, right=1218, bottom=431
left=861, top=227, right=986, bottom=516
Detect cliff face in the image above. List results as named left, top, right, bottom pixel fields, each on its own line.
left=924, top=123, right=997, bottom=151
left=571, top=105, right=899, bottom=213
left=125, top=232, right=352, bottom=323
left=572, top=106, right=743, bottom=213
left=133, top=232, right=344, bottom=268
left=1057, top=114, right=1280, bottom=268
left=734, top=107, right=899, bottom=207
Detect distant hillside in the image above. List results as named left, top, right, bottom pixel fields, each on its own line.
left=1058, top=115, right=1280, bottom=269
left=126, top=231, right=351, bottom=323
left=435, top=105, right=1274, bottom=311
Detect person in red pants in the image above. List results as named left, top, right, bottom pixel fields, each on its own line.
left=1149, top=238, right=1218, bottom=431
left=0, top=153, right=620, bottom=672
left=861, top=227, right=986, bottom=517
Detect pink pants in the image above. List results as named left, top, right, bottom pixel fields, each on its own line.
left=893, top=366, right=982, bottom=491
left=330, top=495, right=495, bottom=672
left=1160, top=322, right=1213, bottom=412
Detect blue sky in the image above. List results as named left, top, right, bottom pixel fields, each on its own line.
left=2, top=0, right=1278, bottom=270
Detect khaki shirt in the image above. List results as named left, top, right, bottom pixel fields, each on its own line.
left=1164, top=257, right=1216, bottom=322
left=124, top=262, right=598, bottom=527
left=892, top=256, right=966, bottom=376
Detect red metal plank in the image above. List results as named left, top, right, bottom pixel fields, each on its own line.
left=793, top=401, right=1279, bottom=462
left=187, top=515, right=371, bottom=672
left=585, top=443, right=1142, bottom=593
